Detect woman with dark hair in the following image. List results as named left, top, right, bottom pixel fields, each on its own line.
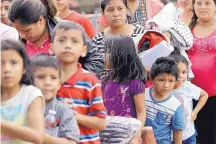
left=97, top=0, right=165, bottom=32
left=8, top=0, right=102, bottom=75
left=8, top=0, right=57, bottom=58
left=92, top=0, right=147, bottom=78
left=187, top=0, right=216, bottom=143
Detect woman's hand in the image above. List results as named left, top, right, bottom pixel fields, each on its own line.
left=191, top=111, right=198, bottom=121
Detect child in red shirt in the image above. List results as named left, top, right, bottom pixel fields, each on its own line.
left=50, top=21, right=106, bottom=144
left=56, top=0, right=96, bottom=38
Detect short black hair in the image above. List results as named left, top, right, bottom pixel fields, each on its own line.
left=100, top=0, right=127, bottom=12
left=31, top=54, right=61, bottom=77
left=151, top=57, right=178, bottom=80
left=169, top=54, right=189, bottom=67
left=51, top=21, right=90, bottom=45
left=1, top=39, right=34, bottom=85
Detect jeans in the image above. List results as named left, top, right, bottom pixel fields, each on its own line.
left=182, top=133, right=196, bottom=144
left=194, top=96, right=216, bottom=144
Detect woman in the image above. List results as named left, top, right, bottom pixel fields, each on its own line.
left=8, top=0, right=101, bottom=75
left=8, top=0, right=57, bottom=58
left=187, top=0, right=216, bottom=143
left=177, top=0, right=194, bottom=25
left=92, top=0, right=147, bottom=78
left=97, top=0, right=165, bottom=32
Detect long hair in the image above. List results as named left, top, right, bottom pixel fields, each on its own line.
left=1, top=39, right=34, bottom=85
left=189, top=0, right=216, bottom=29
left=104, top=35, right=147, bottom=83
left=8, top=0, right=57, bottom=25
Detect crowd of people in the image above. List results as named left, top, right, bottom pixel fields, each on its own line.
left=1, top=0, right=216, bottom=144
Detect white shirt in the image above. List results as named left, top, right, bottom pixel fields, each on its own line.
left=171, top=81, right=201, bottom=140
left=0, top=22, right=19, bottom=41
left=1, top=85, right=43, bottom=144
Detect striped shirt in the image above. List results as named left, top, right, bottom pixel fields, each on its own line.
left=145, top=88, right=185, bottom=144
left=92, top=24, right=145, bottom=78
left=57, top=64, right=106, bottom=144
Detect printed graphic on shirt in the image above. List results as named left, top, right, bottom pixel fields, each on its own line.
left=1, top=104, right=25, bottom=141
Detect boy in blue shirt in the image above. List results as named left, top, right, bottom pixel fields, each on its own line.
left=145, top=57, right=184, bottom=144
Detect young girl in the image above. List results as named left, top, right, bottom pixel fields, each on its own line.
left=102, top=35, right=147, bottom=143
left=1, top=39, right=44, bottom=144
left=169, top=54, right=208, bottom=144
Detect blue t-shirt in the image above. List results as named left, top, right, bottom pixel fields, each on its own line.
left=145, top=88, right=185, bottom=144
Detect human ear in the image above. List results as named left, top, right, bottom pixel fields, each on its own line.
left=80, top=45, right=87, bottom=57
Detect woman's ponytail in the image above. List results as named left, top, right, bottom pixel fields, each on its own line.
left=189, top=0, right=198, bottom=30
left=40, top=0, right=57, bottom=18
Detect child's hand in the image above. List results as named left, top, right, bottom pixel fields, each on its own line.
left=62, top=98, right=78, bottom=111
left=192, top=111, right=197, bottom=121
left=131, top=139, right=140, bottom=144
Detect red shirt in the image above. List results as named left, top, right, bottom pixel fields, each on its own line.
left=26, top=37, right=50, bottom=58
left=187, top=30, right=216, bottom=97
left=64, top=11, right=96, bottom=39
left=57, top=64, right=106, bottom=144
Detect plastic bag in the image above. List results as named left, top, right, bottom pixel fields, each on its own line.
left=100, top=116, right=142, bottom=144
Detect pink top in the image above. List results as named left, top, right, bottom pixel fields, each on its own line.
left=26, top=37, right=50, bottom=58
left=146, top=0, right=164, bottom=19
left=187, top=30, right=216, bottom=97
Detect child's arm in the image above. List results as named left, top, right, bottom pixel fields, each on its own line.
left=43, top=134, right=77, bottom=144
left=173, top=130, right=182, bottom=144
left=43, top=105, right=80, bottom=144
left=75, top=113, right=106, bottom=131
left=192, top=89, right=208, bottom=121
left=171, top=105, right=184, bottom=143
left=132, top=92, right=146, bottom=143
left=75, top=76, right=106, bottom=130
left=1, top=97, right=44, bottom=144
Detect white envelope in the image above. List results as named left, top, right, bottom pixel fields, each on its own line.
left=138, top=40, right=174, bottom=71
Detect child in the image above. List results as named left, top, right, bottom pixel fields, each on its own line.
left=145, top=57, right=185, bottom=144
left=1, top=0, right=12, bottom=25
left=169, top=54, right=208, bottom=144
left=1, top=39, right=44, bottom=144
left=31, top=54, right=80, bottom=144
left=56, top=0, right=96, bottom=38
left=102, top=35, right=147, bottom=143
left=50, top=21, right=106, bottom=144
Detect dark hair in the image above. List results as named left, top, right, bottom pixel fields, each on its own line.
left=31, top=54, right=61, bottom=77
left=1, top=0, right=13, bottom=2
left=189, top=0, right=216, bottom=29
left=169, top=54, right=189, bottom=67
left=151, top=57, right=178, bottom=80
left=1, top=39, right=34, bottom=85
left=100, top=0, right=128, bottom=12
left=104, top=35, right=147, bottom=83
left=51, top=21, right=90, bottom=45
left=8, top=0, right=57, bottom=25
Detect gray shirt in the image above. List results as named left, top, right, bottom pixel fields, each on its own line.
left=45, top=97, right=80, bottom=142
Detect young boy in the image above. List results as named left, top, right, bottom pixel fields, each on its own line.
left=50, top=21, right=107, bottom=144
left=56, top=0, right=96, bottom=38
left=145, top=57, right=185, bottom=144
left=1, top=0, right=12, bottom=25
left=31, top=54, right=80, bottom=144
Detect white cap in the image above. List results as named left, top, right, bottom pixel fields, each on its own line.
left=48, top=110, right=56, bottom=115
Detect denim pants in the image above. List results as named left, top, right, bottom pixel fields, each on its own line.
left=182, top=133, right=196, bottom=144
